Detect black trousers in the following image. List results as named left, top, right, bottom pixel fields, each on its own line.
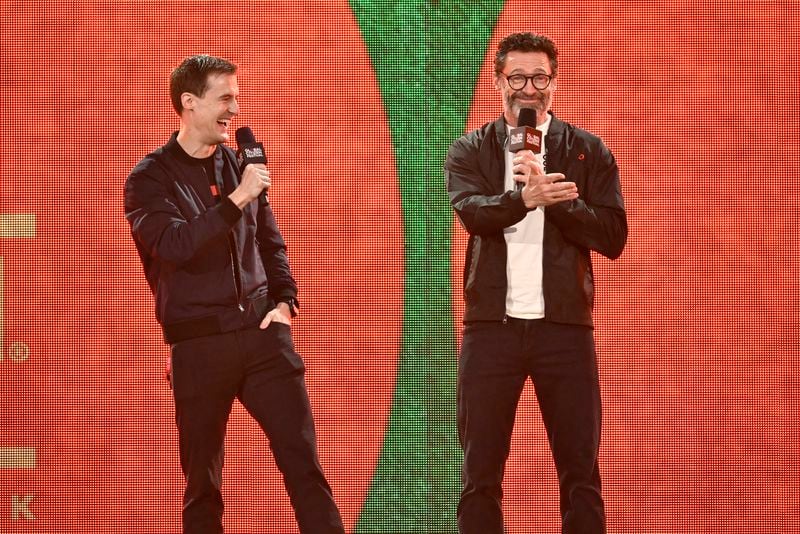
left=457, top=319, right=605, bottom=534
left=169, top=324, right=344, bottom=534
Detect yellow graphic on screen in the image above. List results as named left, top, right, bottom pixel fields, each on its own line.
left=1, top=212, right=36, bottom=521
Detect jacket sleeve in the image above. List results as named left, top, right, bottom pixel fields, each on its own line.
left=124, top=161, right=242, bottom=265
left=255, top=203, right=298, bottom=304
left=545, top=141, right=628, bottom=260
left=445, top=136, right=530, bottom=235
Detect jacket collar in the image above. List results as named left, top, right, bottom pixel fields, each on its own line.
left=545, top=112, right=565, bottom=147
left=165, top=131, right=221, bottom=166
left=493, top=115, right=507, bottom=146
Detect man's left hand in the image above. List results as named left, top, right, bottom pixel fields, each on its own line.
left=259, top=302, right=293, bottom=329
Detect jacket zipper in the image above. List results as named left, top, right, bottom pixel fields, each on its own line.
left=228, top=233, right=244, bottom=311
left=205, top=163, right=244, bottom=311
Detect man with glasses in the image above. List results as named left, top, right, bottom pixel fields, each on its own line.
left=446, top=33, right=627, bottom=533
left=125, top=55, right=344, bottom=533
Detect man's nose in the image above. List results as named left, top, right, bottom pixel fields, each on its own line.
left=521, top=80, right=538, bottom=94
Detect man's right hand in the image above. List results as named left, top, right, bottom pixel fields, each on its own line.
left=512, top=150, right=578, bottom=209
left=520, top=172, right=578, bottom=209
left=228, top=163, right=270, bottom=209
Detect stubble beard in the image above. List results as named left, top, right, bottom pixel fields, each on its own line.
left=507, top=91, right=550, bottom=120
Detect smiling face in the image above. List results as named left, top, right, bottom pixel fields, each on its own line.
left=178, top=72, right=239, bottom=156
left=495, top=50, right=557, bottom=126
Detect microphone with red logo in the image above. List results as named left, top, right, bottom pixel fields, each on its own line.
left=235, top=126, right=269, bottom=207
left=508, top=108, right=542, bottom=191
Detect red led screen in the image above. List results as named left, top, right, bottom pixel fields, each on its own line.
left=1, top=1, right=798, bottom=532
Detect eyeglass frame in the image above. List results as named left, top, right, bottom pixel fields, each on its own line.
left=500, top=72, right=554, bottom=91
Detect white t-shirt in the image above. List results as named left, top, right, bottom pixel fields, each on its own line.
left=503, top=114, right=552, bottom=319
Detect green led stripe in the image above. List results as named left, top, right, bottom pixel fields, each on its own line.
left=349, top=2, right=504, bottom=531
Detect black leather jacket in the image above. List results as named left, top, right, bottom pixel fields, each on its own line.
left=125, top=132, right=297, bottom=343
left=446, top=113, right=627, bottom=327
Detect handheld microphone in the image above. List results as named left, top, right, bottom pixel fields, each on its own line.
left=508, top=108, right=542, bottom=191
left=235, top=126, right=269, bottom=206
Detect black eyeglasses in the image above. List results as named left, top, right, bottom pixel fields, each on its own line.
left=502, top=73, right=553, bottom=91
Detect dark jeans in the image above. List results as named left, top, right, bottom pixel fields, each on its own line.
left=169, top=324, right=344, bottom=534
left=457, top=319, right=605, bottom=534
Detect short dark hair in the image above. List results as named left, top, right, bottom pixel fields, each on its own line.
left=169, top=55, right=237, bottom=115
left=494, top=33, right=558, bottom=76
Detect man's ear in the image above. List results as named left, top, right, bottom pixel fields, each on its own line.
left=181, top=92, right=194, bottom=111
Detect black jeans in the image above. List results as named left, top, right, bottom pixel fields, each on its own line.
left=457, top=319, right=605, bottom=534
left=170, top=324, right=344, bottom=533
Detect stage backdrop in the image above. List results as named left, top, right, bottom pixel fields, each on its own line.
left=1, top=1, right=798, bottom=532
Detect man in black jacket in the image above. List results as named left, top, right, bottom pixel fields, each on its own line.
left=446, top=33, right=627, bottom=533
left=125, top=55, right=343, bottom=534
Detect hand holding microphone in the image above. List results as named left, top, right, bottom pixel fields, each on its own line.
left=510, top=108, right=578, bottom=209
left=229, top=126, right=270, bottom=209
left=509, top=108, right=543, bottom=192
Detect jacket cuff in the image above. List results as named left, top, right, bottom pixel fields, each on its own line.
left=219, top=197, right=244, bottom=225
left=275, top=295, right=299, bottom=317
left=509, top=190, right=533, bottom=215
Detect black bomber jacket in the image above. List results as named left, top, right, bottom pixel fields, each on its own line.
left=446, top=113, right=628, bottom=327
left=124, top=132, right=297, bottom=343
